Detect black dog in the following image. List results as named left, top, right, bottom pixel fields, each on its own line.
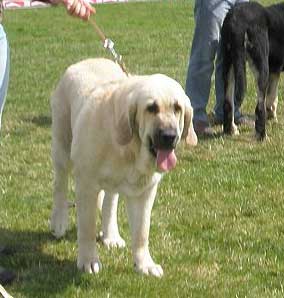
left=222, top=2, right=284, bottom=140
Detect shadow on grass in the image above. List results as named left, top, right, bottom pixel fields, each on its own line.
left=23, top=115, right=52, bottom=128
left=196, top=131, right=224, bottom=141
left=0, top=227, right=91, bottom=298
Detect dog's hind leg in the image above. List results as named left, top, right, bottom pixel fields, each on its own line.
left=223, top=66, right=239, bottom=135
left=99, top=192, right=126, bottom=249
left=222, top=29, right=243, bottom=136
left=247, top=29, right=269, bottom=140
left=50, top=91, right=72, bottom=238
left=266, top=72, right=280, bottom=121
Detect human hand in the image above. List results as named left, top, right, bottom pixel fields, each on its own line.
left=62, top=0, right=95, bottom=20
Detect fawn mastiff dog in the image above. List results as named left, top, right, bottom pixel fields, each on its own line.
left=50, top=58, right=197, bottom=277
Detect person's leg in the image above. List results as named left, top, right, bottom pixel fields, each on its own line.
left=214, top=0, right=250, bottom=123
left=186, top=0, right=232, bottom=132
left=185, top=0, right=221, bottom=132
left=0, top=24, right=10, bottom=133
left=0, top=25, right=13, bottom=285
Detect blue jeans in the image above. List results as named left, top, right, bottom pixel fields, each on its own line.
left=185, top=0, right=248, bottom=125
left=0, top=24, right=9, bottom=132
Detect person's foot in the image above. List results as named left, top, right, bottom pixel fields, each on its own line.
left=194, top=120, right=215, bottom=137
left=0, top=266, right=15, bottom=285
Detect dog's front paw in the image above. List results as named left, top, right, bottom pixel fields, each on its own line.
left=266, top=108, right=277, bottom=121
left=98, top=231, right=126, bottom=249
left=77, top=241, right=101, bottom=274
left=78, top=259, right=102, bottom=274
left=231, top=123, right=239, bottom=135
left=255, top=131, right=267, bottom=141
left=50, top=204, right=69, bottom=238
left=134, top=261, right=164, bottom=278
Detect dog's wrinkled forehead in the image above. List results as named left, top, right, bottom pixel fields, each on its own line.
left=137, top=74, right=186, bottom=104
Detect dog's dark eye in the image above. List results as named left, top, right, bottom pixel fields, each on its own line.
left=174, top=102, right=182, bottom=114
left=146, top=102, right=159, bottom=114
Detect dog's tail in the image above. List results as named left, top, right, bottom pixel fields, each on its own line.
left=222, top=13, right=247, bottom=107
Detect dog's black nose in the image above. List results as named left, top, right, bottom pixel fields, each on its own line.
left=155, top=129, right=178, bottom=150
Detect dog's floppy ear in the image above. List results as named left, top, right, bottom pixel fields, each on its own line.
left=114, top=90, right=137, bottom=146
left=182, top=97, right=198, bottom=146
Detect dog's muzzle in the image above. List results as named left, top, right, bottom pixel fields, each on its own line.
left=149, top=128, right=178, bottom=173
left=154, top=128, right=178, bottom=150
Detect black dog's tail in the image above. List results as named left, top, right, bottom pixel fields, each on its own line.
left=222, top=13, right=247, bottom=107
left=232, top=34, right=247, bottom=107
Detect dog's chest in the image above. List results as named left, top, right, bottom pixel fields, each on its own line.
left=98, top=166, right=162, bottom=198
left=119, top=172, right=162, bottom=197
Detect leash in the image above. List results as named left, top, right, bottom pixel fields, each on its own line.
left=0, top=284, right=14, bottom=298
left=89, top=19, right=129, bottom=76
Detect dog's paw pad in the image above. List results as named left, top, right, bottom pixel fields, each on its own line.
left=135, top=263, right=164, bottom=278
left=79, top=260, right=102, bottom=274
left=148, top=264, right=164, bottom=277
left=231, top=124, right=239, bottom=136
left=99, top=232, right=126, bottom=249
left=255, top=131, right=267, bottom=141
left=51, top=222, right=68, bottom=238
left=266, top=109, right=277, bottom=121
left=103, top=237, right=126, bottom=249
left=50, top=208, right=69, bottom=238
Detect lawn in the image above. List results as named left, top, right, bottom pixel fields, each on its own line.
left=1, top=0, right=284, bottom=297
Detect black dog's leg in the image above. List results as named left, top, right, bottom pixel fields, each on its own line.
left=266, top=72, right=280, bottom=120
left=247, top=29, right=269, bottom=140
left=223, top=66, right=239, bottom=135
left=222, top=21, right=246, bottom=136
left=255, top=99, right=266, bottom=140
left=255, top=63, right=269, bottom=140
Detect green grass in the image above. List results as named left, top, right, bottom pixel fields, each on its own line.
left=1, top=0, right=284, bottom=297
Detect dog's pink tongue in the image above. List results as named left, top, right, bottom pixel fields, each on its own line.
left=157, top=149, right=177, bottom=172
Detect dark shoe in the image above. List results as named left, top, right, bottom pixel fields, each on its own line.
left=235, top=115, right=255, bottom=127
left=194, top=120, right=215, bottom=137
left=0, top=266, right=15, bottom=285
